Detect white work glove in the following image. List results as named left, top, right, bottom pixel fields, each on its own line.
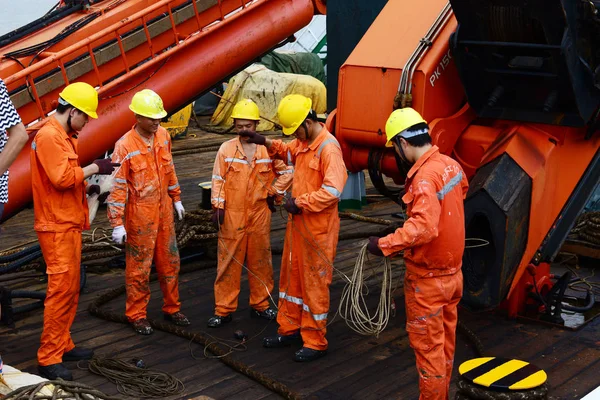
left=112, top=226, right=127, bottom=244
left=174, top=201, right=185, bottom=221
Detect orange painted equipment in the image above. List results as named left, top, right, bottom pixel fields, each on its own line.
left=211, top=137, right=292, bottom=316
left=107, top=126, right=181, bottom=322
left=0, top=0, right=321, bottom=221
left=268, top=126, right=348, bottom=351
left=404, top=271, right=463, bottom=400
left=30, top=117, right=87, bottom=366
left=37, top=230, right=82, bottom=366
left=332, top=0, right=600, bottom=318
left=378, top=146, right=469, bottom=277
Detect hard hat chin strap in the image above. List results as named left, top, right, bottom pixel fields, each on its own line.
left=392, top=136, right=413, bottom=173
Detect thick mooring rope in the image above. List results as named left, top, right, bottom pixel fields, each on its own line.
left=569, top=211, right=600, bottom=246
left=456, top=378, right=549, bottom=400
left=2, top=380, right=125, bottom=400
left=88, top=261, right=302, bottom=400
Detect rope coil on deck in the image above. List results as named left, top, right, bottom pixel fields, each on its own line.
left=2, top=379, right=125, bottom=400
left=569, top=211, right=600, bottom=246
left=455, top=378, right=549, bottom=400
left=88, top=261, right=303, bottom=400
left=85, top=356, right=184, bottom=398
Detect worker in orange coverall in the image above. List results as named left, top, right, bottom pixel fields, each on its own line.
left=107, top=89, right=189, bottom=335
left=240, top=94, right=348, bottom=362
left=367, top=107, right=469, bottom=400
left=207, top=99, right=293, bottom=328
left=31, top=82, right=119, bottom=381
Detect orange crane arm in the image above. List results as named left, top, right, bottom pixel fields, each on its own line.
left=0, top=0, right=325, bottom=220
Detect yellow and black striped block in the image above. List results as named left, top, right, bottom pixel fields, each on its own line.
left=458, top=357, right=547, bottom=391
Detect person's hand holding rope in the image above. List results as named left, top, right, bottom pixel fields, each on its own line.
left=367, top=236, right=384, bottom=257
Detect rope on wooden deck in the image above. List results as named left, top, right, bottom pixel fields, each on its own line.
left=2, top=379, right=126, bottom=400
left=455, top=377, right=549, bottom=399
left=85, top=356, right=185, bottom=398
left=568, top=211, right=600, bottom=246
left=88, top=261, right=303, bottom=400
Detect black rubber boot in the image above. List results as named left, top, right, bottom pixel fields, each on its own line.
left=132, top=318, right=153, bottom=335
left=164, top=311, right=191, bottom=326
left=207, top=314, right=232, bottom=328
left=63, top=347, right=94, bottom=361
left=262, top=331, right=302, bottom=348
left=251, top=307, right=277, bottom=320
left=293, top=347, right=327, bottom=362
left=38, top=363, right=73, bottom=381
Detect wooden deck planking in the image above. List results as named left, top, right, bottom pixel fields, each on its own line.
left=1, top=130, right=599, bottom=399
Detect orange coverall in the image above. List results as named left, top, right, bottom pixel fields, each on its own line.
left=378, top=145, right=468, bottom=400
left=211, top=137, right=293, bottom=316
left=107, top=126, right=182, bottom=322
left=31, top=117, right=89, bottom=366
left=268, top=126, right=348, bottom=351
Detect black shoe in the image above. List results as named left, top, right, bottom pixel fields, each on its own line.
left=251, top=307, right=277, bottom=320
left=262, top=331, right=302, bottom=348
left=207, top=314, right=232, bottom=328
left=132, top=318, right=154, bottom=335
left=293, top=347, right=327, bottom=362
left=164, top=311, right=191, bottom=326
left=63, top=347, right=94, bottom=361
left=38, top=363, right=73, bottom=381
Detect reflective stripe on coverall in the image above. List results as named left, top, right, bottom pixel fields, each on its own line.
left=31, top=117, right=89, bottom=366
left=211, top=137, right=293, bottom=316
left=107, top=126, right=182, bottom=322
left=378, top=145, right=468, bottom=400
left=268, top=125, right=348, bottom=351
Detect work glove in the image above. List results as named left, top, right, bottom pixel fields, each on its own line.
left=112, top=226, right=127, bottom=244
left=87, top=184, right=101, bottom=196
left=367, top=236, right=384, bottom=257
left=283, top=197, right=302, bottom=215
left=266, top=195, right=276, bottom=213
left=238, top=131, right=266, bottom=146
left=87, top=184, right=110, bottom=203
left=174, top=201, right=185, bottom=221
left=211, top=208, right=225, bottom=228
left=98, top=192, right=110, bottom=204
left=94, top=158, right=120, bottom=175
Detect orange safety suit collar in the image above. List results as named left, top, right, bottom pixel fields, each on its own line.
left=405, top=145, right=438, bottom=179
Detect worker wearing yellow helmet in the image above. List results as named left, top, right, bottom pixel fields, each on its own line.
left=367, top=107, right=469, bottom=400
left=31, top=82, right=119, bottom=381
left=107, top=88, right=190, bottom=335
left=207, top=98, right=292, bottom=328
left=240, top=94, right=348, bottom=362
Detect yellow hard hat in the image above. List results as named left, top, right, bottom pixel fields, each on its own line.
left=59, top=82, right=98, bottom=119
left=129, top=89, right=168, bottom=119
left=277, top=94, right=312, bottom=135
left=384, top=107, right=428, bottom=147
left=231, top=98, right=260, bottom=121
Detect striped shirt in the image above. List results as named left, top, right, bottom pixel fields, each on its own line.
left=0, top=79, right=22, bottom=203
